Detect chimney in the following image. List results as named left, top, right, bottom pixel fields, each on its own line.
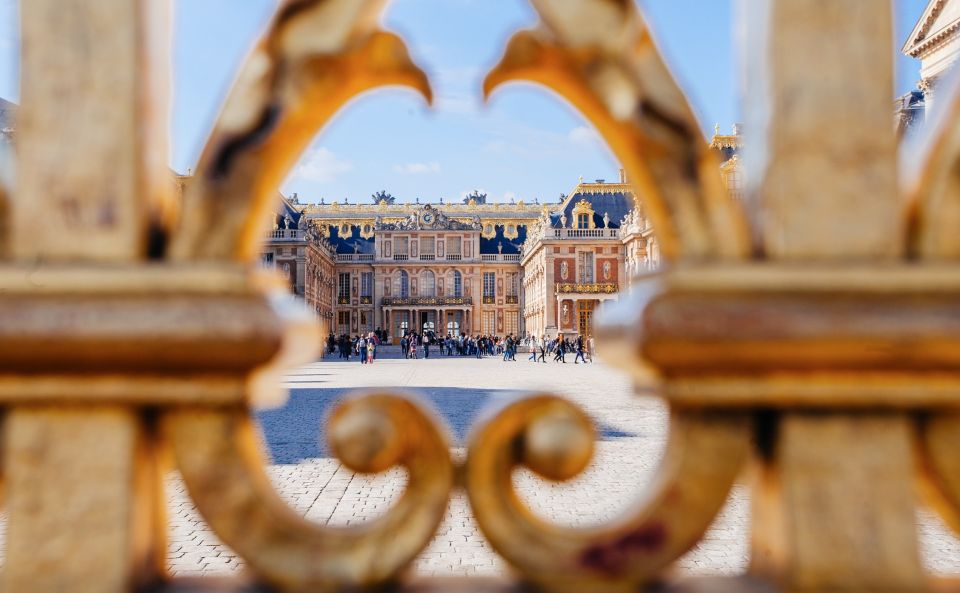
left=619, top=168, right=626, bottom=183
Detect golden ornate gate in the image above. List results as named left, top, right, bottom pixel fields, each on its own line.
left=3, top=1, right=960, bottom=593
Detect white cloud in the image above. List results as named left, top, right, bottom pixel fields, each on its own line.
left=432, top=65, right=482, bottom=115
left=393, top=161, right=441, bottom=174
left=291, top=148, right=353, bottom=183
left=568, top=125, right=601, bottom=147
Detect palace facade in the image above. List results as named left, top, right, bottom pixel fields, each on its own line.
left=263, top=127, right=743, bottom=343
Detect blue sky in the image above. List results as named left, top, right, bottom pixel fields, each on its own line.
left=0, top=0, right=932, bottom=204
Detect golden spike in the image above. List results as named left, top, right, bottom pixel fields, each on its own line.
left=171, top=0, right=432, bottom=261
left=483, top=0, right=750, bottom=262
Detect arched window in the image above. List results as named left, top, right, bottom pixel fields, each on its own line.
left=399, top=270, right=409, bottom=297
left=452, top=270, right=463, bottom=297
left=422, top=270, right=436, bottom=297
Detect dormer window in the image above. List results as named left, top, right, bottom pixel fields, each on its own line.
left=577, top=213, right=591, bottom=229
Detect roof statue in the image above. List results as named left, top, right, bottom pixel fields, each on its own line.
left=372, top=190, right=396, bottom=205
left=463, top=190, right=487, bottom=205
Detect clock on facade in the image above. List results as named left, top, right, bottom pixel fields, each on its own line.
left=422, top=212, right=435, bottom=225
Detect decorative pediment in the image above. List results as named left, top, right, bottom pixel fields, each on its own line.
left=375, top=205, right=482, bottom=231
left=903, top=0, right=960, bottom=57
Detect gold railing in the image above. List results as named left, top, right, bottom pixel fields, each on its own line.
left=382, top=296, right=471, bottom=306
left=4, top=1, right=960, bottom=593
left=555, top=282, right=618, bottom=295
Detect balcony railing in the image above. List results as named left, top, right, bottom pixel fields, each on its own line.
left=552, top=228, right=620, bottom=239
left=393, top=254, right=409, bottom=261
left=382, top=297, right=473, bottom=306
left=419, top=254, right=436, bottom=261
left=337, top=296, right=350, bottom=305
left=445, top=254, right=462, bottom=261
left=505, top=295, right=519, bottom=304
left=360, top=296, right=373, bottom=305
left=480, top=254, right=522, bottom=263
left=336, top=254, right=374, bottom=262
left=267, top=229, right=303, bottom=240
left=555, top=282, right=619, bottom=295
left=482, top=295, right=495, bottom=304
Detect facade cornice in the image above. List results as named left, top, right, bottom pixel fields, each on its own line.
left=904, top=0, right=949, bottom=56
left=910, top=21, right=960, bottom=59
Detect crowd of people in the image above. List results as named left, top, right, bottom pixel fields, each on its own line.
left=325, top=329, right=596, bottom=364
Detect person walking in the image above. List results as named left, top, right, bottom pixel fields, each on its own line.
left=553, top=334, right=566, bottom=363
left=574, top=334, right=587, bottom=364
left=400, top=334, right=409, bottom=359
left=366, top=334, right=375, bottom=364
left=528, top=335, right=539, bottom=361
left=424, top=332, right=431, bottom=359
left=357, top=335, right=367, bottom=364
left=538, top=335, right=547, bottom=363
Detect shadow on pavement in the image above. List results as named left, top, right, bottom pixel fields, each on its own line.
left=257, top=387, right=636, bottom=464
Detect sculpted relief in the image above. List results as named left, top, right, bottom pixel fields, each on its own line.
left=560, top=261, right=569, bottom=281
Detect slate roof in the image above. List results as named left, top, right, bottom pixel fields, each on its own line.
left=272, top=196, right=304, bottom=230
left=552, top=190, right=635, bottom=229
left=479, top=225, right=528, bottom=255
left=328, top=226, right=376, bottom=255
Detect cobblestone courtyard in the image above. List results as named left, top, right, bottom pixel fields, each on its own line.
left=166, top=352, right=960, bottom=577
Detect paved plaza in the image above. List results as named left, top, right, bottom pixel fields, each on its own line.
left=162, top=351, right=960, bottom=577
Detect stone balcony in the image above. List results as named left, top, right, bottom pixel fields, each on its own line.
left=336, top=254, right=375, bottom=263
left=555, top=282, right=619, bottom=295
left=266, top=229, right=304, bottom=240
left=551, top=228, right=620, bottom=240
left=381, top=296, right=473, bottom=306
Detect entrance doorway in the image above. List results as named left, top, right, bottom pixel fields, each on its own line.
left=578, top=300, right=594, bottom=337
left=395, top=311, right=410, bottom=343
left=446, top=311, right=463, bottom=337
left=420, top=311, right=436, bottom=334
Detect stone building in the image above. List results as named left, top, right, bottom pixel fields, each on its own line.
left=900, top=0, right=960, bottom=132
left=292, top=191, right=537, bottom=342
left=264, top=127, right=743, bottom=343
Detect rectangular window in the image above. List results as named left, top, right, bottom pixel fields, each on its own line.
left=505, top=312, right=518, bottom=336
left=483, top=272, right=496, bottom=298
left=361, top=272, right=373, bottom=297
left=507, top=273, right=518, bottom=297
left=420, top=236, right=435, bottom=255
left=447, top=237, right=461, bottom=255
left=338, top=273, right=351, bottom=301
left=578, top=251, right=595, bottom=283
left=395, top=237, right=409, bottom=256
left=261, top=252, right=274, bottom=266
left=337, top=311, right=350, bottom=334
left=482, top=311, right=496, bottom=335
